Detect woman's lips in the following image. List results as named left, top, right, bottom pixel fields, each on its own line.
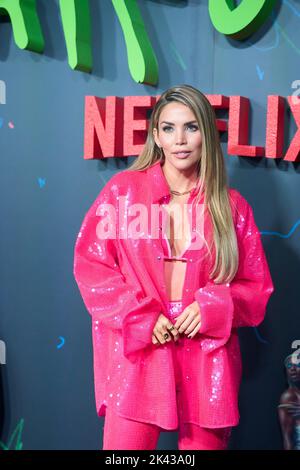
left=173, top=151, right=191, bottom=159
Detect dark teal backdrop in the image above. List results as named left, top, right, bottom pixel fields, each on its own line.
left=0, top=0, right=299, bottom=450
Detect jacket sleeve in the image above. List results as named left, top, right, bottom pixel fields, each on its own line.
left=73, top=178, right=162, bottom=361
left=193, top=193, right=274, bottom=353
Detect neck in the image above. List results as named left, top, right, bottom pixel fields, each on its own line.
left=161, top=161, right=198, bottom=193
left=290, top=383, right=300, bottom=391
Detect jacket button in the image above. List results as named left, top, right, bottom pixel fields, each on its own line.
left=157, top=256, right=161, bottom=260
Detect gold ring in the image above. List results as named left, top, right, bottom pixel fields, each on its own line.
left=164, top=333, right=169, bottom=340
left=168, top=325, right=175, bottom=331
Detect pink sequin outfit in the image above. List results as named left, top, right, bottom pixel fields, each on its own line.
left=73, top=160, right=274, bottom=430
left=167, top=299, right=183, bottom=319
left=166, top=300, right=185, bottom=394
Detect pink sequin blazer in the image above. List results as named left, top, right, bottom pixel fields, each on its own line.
left=73, top=160, right=274, bottom=429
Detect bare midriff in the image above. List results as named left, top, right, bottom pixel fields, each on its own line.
left=162, top=194, right=192, bottom=302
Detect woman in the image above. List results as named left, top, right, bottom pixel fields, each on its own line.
left=278, top=353, right=300, bottom=450
left=73, top=84, right=274, bottom=450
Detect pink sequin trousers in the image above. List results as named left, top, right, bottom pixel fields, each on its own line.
left=102, top=299, right=231, bottom=450
left=167, top=299, right=195, bottom=394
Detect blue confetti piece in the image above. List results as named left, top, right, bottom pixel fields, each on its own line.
left=38, top=178, right=46, bottom=188
left=0, top=117, right=3, bottom=129
left=256, top=64, right=264, bottom=80
left=57, top=336, right=65, bottom=349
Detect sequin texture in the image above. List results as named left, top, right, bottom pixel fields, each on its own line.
left=73, top=160, right=274, bottom=430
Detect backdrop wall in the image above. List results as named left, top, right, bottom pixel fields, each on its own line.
left=0, top=0, right=299, bottom=450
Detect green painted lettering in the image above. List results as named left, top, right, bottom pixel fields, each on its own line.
left=0, top=0, right=278, bottom=81
left=59, top=0, right=92, bottom=72
left=0, top=0, right=44, bottom=52
left=208, top=0, right=277, bottom=40
left=112, top=0, right=158, bottom=84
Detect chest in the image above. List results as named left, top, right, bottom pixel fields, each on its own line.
left=162, top=196, right=192, bottom=258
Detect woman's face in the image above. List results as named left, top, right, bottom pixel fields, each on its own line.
left=286, top=360, right=300, bottom=386
left=153, top=102, right=202, bottom=172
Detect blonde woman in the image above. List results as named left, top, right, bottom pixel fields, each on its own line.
left=73, top=84, right=274, bottom=450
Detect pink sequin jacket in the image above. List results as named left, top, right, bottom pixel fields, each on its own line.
left=73, top=160, right=274, bottom=429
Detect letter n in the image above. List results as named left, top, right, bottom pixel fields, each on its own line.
left=84, top=96, right=124, bottom=159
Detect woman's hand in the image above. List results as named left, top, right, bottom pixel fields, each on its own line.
left=152, top=313, right=180, bottom=345
left=173, top=301, right=201, bottom=338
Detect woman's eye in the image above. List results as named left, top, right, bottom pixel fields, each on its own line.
left=162, top=125, right=198, bottom=132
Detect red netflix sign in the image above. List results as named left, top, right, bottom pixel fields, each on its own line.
left=83, top=94, right=298, bottom=161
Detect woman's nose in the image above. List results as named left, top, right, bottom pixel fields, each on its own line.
left=175, top=129, right=187, bottom=144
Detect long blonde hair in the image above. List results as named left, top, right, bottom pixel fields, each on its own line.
left=127, top=84, right=238, bottom=284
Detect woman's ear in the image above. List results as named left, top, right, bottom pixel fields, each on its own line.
left=152, top=127, right=160, bottom=148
